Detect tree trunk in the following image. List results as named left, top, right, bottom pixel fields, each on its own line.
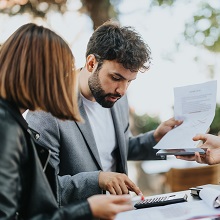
left=81, top=0, right=114, bottom=30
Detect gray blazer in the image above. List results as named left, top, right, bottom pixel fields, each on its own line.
left=26, top=95, right=161, bottom=205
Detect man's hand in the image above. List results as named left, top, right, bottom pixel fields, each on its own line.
left=99, top=171, right=143, bottom=196
left=154, top=117, right=183, bottom=142
left=176, top=134, right=220, bottom=165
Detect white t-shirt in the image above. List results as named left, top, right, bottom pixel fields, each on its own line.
left=81, top=94, right=117, bottom=172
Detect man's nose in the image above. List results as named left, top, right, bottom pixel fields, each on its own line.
left=115, top=82, right=129, bottom=96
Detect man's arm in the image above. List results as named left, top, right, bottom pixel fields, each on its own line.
left=58, top=171, right=101, bottom=204
left=26, top=111, right=144, bottom=200
left=26, top=110, right=102, bottom=204
left=128, top=118, right=182, bottom=160
left=128, top=130, right=160, bottom=160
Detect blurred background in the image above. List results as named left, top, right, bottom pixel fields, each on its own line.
left=1, top=0, right=220, bottom=196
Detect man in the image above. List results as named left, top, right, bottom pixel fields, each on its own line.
left=26, top=20, right=181, bottom=205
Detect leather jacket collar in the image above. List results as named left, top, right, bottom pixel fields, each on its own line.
left=0, top=98, right=28, bottom=130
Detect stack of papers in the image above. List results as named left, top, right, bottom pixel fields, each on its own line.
left=154, top=80, right=217, bottom=156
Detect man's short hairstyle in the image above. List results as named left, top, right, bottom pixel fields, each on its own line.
left=86, top=20, right=151, bottom=73
left=0, top=23, right=81, bottom=121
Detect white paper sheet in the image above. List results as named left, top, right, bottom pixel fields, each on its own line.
left=115, top=200, right=220, bottom=220
left=200, top=188, right=220, bottom=208
left=154, top=80, right=217, bottom=150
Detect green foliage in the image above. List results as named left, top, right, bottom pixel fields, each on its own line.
left=0, top=0, right=115, bottom=30
left=151, top=0, right=175, bottom=7
left=131, top=103, right=220, bottom=136
left=184, top=2, right=220, bottom=53
left=209, top=104, right=220, bottom=135
left=132, top=113, right=161, bottom=134
left=0, top=0, right=67, bottom=18
left=2, top=0, right=220, bottom=53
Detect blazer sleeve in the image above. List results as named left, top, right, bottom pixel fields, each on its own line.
left=26, top=111, right=101, bottom=205
left=127, top=130, right=163, bottom=160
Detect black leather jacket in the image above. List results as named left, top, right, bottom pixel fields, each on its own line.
left=0, top=99, right=92, bottom=220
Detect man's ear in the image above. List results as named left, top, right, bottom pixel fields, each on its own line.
left=86, top=54, right=98, bottom=72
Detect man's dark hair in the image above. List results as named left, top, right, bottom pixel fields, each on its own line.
left=86, top=20, right=151, bottom=73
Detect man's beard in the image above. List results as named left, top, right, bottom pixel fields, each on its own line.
left=88, top=69, right=121, bottom=108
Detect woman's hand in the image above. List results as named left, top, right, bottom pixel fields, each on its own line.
left=88, top=194, right=132, bottom=220
left=176, top=134, right=220, bottom=165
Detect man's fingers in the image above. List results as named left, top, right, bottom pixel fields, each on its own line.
left=107, top=186, right=117, bottom=195
left=118, top=182, right=129, bottom=194
left=106, top=178, right=129, bottom=195
left=115, top=174, right=141, bottom=195
left=174, top=119, right=183, bottom=126
left=99, top=172, right=142, bottom=195
left=113, top=183, right=123, bottom=195
left=113, top=176, right=141, bottom=195
left=126, top=181, right=142, bottom=195
left=166, top=117, right=182, bottom=126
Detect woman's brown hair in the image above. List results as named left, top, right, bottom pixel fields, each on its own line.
left=0, top=23, right=81, bottom=121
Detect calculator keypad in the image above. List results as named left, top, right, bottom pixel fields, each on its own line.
left=134, top=194, right=187, bottom=209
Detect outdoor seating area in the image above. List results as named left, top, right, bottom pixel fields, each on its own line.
left=165, top=164, right=220, bottom=192
left=130, top=159, right=220, bottom=196
left=1, top=1, right=220, bottom=220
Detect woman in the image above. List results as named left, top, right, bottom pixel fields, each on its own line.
left=0, top=23, right=132, bottom=220
left=177, top=133, right=220, bottom=165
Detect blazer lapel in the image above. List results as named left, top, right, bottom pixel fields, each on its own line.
left=111, top=105, right=127, bottom=173
left=76, top=96, right=103, bottom=170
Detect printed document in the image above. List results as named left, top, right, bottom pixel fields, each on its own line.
left=154, top=80, right=217, bottom=151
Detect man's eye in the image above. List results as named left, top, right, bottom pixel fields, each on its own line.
left=112, top=76, right=120, bottom=81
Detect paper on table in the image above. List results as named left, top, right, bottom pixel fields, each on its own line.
left=115, top=200, right=220, bottom=220
left=200, top=188, right=220, bottom=208
left=154, top=80, right=217, bottom=150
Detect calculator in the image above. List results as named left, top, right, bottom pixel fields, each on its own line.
left=134, top=193, right=188, bottom=209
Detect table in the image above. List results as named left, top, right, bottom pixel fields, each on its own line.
left=116, top=185, right=220, bottom=220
